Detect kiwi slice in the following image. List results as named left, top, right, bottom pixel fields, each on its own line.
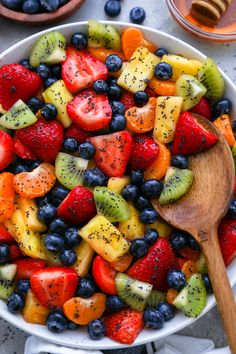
left=146, top=290, right=166, bottom=308
left=0, top=100, right=37, bottom=130
left=88, top=19, right=121, bottom=50
left=198, top=58, right=224, bottom=101
left=0, top=280, right=15, bottom=300
left=30, top=31, right=66, bottom=68
left=159, top=167, right=194, bottom=205
left=173, top=273, right=207, bottom=317
left=196, top=253, right=207, bottom=274
left=115, top=273, right=153, bottom=311
left=55, top=152, right=88, bottom=190
left=94, top=186, right=130, bottom=222
left=176, top=74, right=207, bottom=111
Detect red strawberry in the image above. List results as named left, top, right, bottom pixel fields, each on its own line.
left=14, top=258, right=46, bottom=280
left=0, top=64, right=42, bottom=111
left=127, top=238, right=179, bottom=291
left=31, top=266, right=78, bottom=309
left=218, top=218, right=236, bottom=266
left=57, top=186, right=96, bottom=226
left=89, top=131, right=132, bottom=177
left=145, top=86, right=158, bottom=98
left=62, top=48, right=108, bottom=93
left=172, top=112, right=218, bottom=156
left=178, top=247, right=201, bottom=262
left=9, top=244, right=23, bottom=261
left=14, top=136, right=37, bottom=160
left=67, top=89, right=112, bottom=131
left=15, top=119, right=63, bottom=163
left=190, top=97, right=212, bottom=120
left=0, top=130, right=14, bottom=171
left=92, top=256, right=117, bottom=295
left=120, top=92, right=136, bottom=111
left=104, top=309, right=144, bottom=345
left=0, top=225, right=15, bottom=244
left=129, top=134, right=159, bottom=170
left=64, top=123, right=93, bottom=144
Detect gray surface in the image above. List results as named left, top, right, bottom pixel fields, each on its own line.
left=0, top=0, right=235, bottom=352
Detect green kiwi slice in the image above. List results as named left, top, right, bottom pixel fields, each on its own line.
left=0, top=280, right=15, bottom=300
left=88, top=19, right=121, bottom=50
left=176, top=74, right=207, bottom=111
left=196, top=253, right=207, bottom=274
left=159, top=167, right=194, bottom=205
left=0, top=99, right=37, bottom=130
left=198, top=58, right=224, bottom=101
left=55, top=152, right=88, bottom=190
left=94, top=186, right=130, bottom=222
left=30, top=31, right=66, bottom=68
left=146, top=290, right=166, bottom=308
left=173, top=273, right=207, bottom=317
left=115, top=273, right=153, bottom=311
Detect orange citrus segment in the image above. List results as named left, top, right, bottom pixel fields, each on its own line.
left=126, top=97, right=156, bottom=133
left=0, top=172, right=15, bottom=223
left=149, top=77, right=176, bottom=96
left=88, top=48, right=125, bottom=63
left=181, top=260, right=197, bottom=279
left=110, top=253, right=133, bottom=272
left=144, top=39, right=157, bottom=53
left=144, top=142, right=171, bottom=180
left=166, top=288, right=179, bottom=305
left=213, top=114, right=235, bottom=147
left=122, top=28, right=145, bottom=60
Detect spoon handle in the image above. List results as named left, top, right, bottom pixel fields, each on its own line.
left=198, top=225, right=236, bottom=353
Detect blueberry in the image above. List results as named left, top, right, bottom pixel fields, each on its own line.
left=16, top=280, right=30, bottom=295
left=63, top=137, right=78, bottom=153
left=110, top=101, right=125, bottom=115
left=52, top=64, right=62, bottom=79
left=41, top=103, right=58, bottom=121
left=227, top=199, right=236, bottom=218
left=171, top=155, right=189, bottom=169
left=140, top=180, right=164, bottom=198
left=154, top=48, right=169, bottom=58
left=170, top=232, right=188, bottom=251
left=130, top=170, right=144, bottom=186
left=167, top=270, right=186, bottom=291
left=88, top=319, right=105, bottom=340
left=37, top=194, right=52, bottom=208
left=46, top=311, right=67, bottom=333
left=144, top=229, right=159, bottom=245
left=107, top=76, right=117, bottom=86
left=93, top=80, right=109, bottom=94
left=109, top=114, right=126, bottom=132
left=7, top=292, right=25, bottom=313
left=134, top=196, right=150, bottom=210
left=122, top=184, right=139, bottom=201
left=59, top=0, right=68, bottom=5
left=143, top=309, right=164, bottom=329
left=202, top=274, right=213, bottom=294
left=13, top=163, right=29, bottom=174
left=187, top=235, right=201, bottom=250
left=84, top=168, right=108, bottom=187
left=130, top=238, right=149, bottom=258
left=37, top=203, right=57, bottom=224
left=104, top=0, right=121, bottom=17
left=0, top=244, right=10, bottom=265
left=44, top=233, right=65, bottom=252
left=28, top=159, right=41, bottom=170
left=140, top=207, right=158, bottom=224
left=212, top=98, right=232, bottom=119
left=49, top=218, right=68, bottom=235
left=2, top=0, right=22, bottom=10
left=105, top=54, right=123, bottom=73
left=71, top=33, right=88, bottom=50
left=44, top=77, right=58, bottom=89
left=40, top=0, right=60, bottom=11
left=67, top=320, right=79, bottom=330
left=108, top=85, right=122, bottom=101
left=106, top=296, right=126, bottom=312
left=27, top=97, right=43, bottom=114
left=156, top=302, right=175, bottom=321
left=232, top=120, right=236, bottom=132
left=134, top=91, right=149, bottom=106
left=129, top=7, right=146, bottom=24
left=78, top=142, right=95, bottom=160
left=155, top=62, right=173, bottom=81
left=51, top=185, right=69, bottom=206
left=19, top=59, right=32, bottom=71
left=35, top=64, right=51, bottom=81
left=22, top=0, right=40, bottom=14
left=64, top=227, right=81, bottom=247
left=59, top=249, right=77, bottom=266
left=76, top=278, right=96, bottom=298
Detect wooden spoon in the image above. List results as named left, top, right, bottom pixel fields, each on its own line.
left=152, top=114, right=236, bottom=353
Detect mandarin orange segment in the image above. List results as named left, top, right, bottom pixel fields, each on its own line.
left=149, top=77, right=176, bottom=96
left=125, top=97, right=156, bottom=134
left=88, top=48, right=125, bottom=63
left=0, top=172, right=15, bottom=223
left=110, top=253, right=133, bottom=272
left=63, top=293, right=106, bottom=325
left=144, top=39, right=157, bottom=53
left=166, top=288, right=179, bottom=305
left=13, top=163, right=56, bottom=199
left=122, top=28, right=145, bottom=60
left=213, top=114, right=235, bottom=147
left=181, top=260, right=197, bottom=279
left=144, top=142, right=171, bottom=180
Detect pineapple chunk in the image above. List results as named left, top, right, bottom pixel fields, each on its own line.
left=73, top=240, right=94, bottom=277
left=80, top=215, right=130, bottom=262
left=23, top=290, right=49, bottom=325
left=163, top=55, right=200, bottom=81
left=43, top=80, right=73, bottom=128
left=117, top=46, right=160, bottom=93
left=190, top=59, right=203, bottom=71
left=146, top=217, right=173, bottom=237
left=154, top=96, right=183, bottom=144
left=17, top=196, right=46, bottom=233
left=3, top=219, right=16, bottom=239
left=107, top=176, right=130, bottom=194
left=118, top=203, right=145, bottom=240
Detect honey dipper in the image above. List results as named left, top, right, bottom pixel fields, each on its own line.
left=190, top=0, right=232, bottom=26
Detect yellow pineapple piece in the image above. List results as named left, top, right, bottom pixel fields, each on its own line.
left=146, top=217, right=173, bottom=237
left=154, top=96, right=183, bottom=144
left=163, top=54, right=200, bottom=81
left=117, top=46, right=160, bottom=93
left=107, top=176, right=130, bottom=194
left=17, top=196, right=47, bottom=233
left=43, top=80, right=73, bottom=128
left=23, top=290, right=49, bottom=325
left=189, top=59, right=203, bottom=71
left=73, top=240, right=94, bottom=277
left=118, top=203, right=145, bottom=240
left=80, top=215, right=130, bottom=262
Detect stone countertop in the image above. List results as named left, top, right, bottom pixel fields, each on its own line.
left=0, top=0, right=235, bottom=353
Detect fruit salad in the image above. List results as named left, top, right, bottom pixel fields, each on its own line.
left=0, top=20, right=235, bottom=345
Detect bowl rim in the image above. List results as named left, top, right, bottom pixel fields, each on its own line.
left=0, top=21, right=236, bottom=350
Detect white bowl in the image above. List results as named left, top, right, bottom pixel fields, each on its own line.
left=0, top=21, right=235, bottom=350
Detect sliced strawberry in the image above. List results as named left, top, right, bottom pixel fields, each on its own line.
left=104, top=309, right=144, bottom=345
left=89, top=131, right=132, bottom=177
left=67, top=89, right=112, bottom=131
left=9, top=244, right=23, bottom=261
left=145, top=86, right=158, bottom=98
left=64, top=123, right=93, bottom=144
left=190, top=97, right=212, bottom=120
left=0, top=130, right=14, bottom=171
left=218, top=218, right=236, bottom=266
left=14, top=136, right=37, bottom=160
left=172, top=112, right=218, bottom=156
left=31, top=266, right=79, bottom=309
left=92, top=255, right=117, bottom=295
left=127, top=238, right=179, bottom=291
left=14, top=258, right=46, bottom=280
left=120, top=92, right=136, bottom=111
left=128, top=134, right=159, bottom=170
left=178, top=247, right=201, bottom=262
left=62, top=48, right=108, bottom=93
left=0, top=225, right=15, bottom=244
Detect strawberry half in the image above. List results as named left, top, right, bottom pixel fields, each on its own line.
left=31, top=266, right=78, bottom=309
left=62, top=48, right=108, bottom=93
left=0, top=64, right=42, bottom=111
left=218, top=218, right=236, bottom=266
left=190, top=97, right=212, bottom=120
left=129, top=134, right=159, bottom=170
left=127, top=238, right=179, bottom=291
left=92, top=255, right=117, bottom=295
left=0, top=224, right=15, bottom=244
left=172, top=112, right=218, bottom=156
left=89, top=131, right=132, bottom=177
left=14, top=258, right=46, bottom=280
left=0, top=130, right=14, bottom=171
left=64, top=123, right=93, bottom=144
left=14, top=136, right=37, bottom=160
left=120, top=92, right=136, bottom=111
